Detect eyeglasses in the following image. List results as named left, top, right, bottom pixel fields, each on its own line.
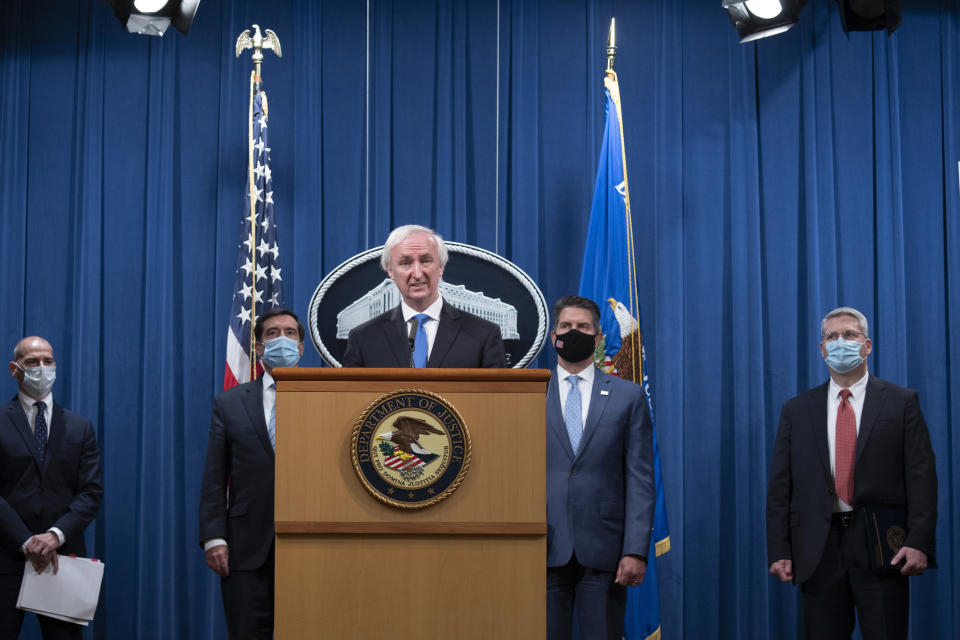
left=822, top=330, right=865, bottom=342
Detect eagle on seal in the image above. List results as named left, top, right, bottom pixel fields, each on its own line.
left=378, top=416, right=443, bottom=456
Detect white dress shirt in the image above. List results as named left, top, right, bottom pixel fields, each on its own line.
left=261, top=370, right=276, bottom=433
left=18, top=390, right=52, bottom=434
left=556, top=364, right=595, bottom=429
left=827, top=371, right=868, bottom=512
left=400, top=295, right=444, bottom=360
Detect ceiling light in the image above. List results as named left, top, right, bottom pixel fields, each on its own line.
left=722, top=0, right=808, bottom=43
left=105, top=0, right=201, bottom=36
left=834, top=0, right=901, bottom=34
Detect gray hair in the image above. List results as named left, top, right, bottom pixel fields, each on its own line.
left=380, top=225, right=449, bottom=271
left=821, top=306, right=869, bottom=339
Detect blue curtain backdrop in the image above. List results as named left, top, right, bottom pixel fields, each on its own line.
left=1, top=0, right=958, bottom=638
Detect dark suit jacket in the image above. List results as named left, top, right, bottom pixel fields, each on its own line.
left=546, top=368, right=656, bottom=572
left=766, top=375, right=937, bottom=584
left=198, top=378, right=275, bottom=571
left=0, top=398, right=103, bottom=575
left=340, top=301, right=507, bottom=368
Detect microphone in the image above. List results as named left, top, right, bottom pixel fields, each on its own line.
left=408, top=317, right=419, bottom=368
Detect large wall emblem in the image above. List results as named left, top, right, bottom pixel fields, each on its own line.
left=351, top=390, right=471, bottom=509
left=308, top=242, right=548, bottom=367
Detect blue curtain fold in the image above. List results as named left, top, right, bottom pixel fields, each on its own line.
left=0, top=1, right=957, bottom=638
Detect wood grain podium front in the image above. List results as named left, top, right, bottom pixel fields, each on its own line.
left=272, top=367, right=550, bottom=639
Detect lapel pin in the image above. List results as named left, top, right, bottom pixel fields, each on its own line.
left=600, top=390, right=609, bottom=396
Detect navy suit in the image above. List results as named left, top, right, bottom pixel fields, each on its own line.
left=0, top=397, right=103, bottom=639
left=199, top=378, right=275, bottom=639
left=341, top=301, right=506, bottom=368
left=546, top=368, right=655, bottom=640
left=766, top=375, right=937, bottom=638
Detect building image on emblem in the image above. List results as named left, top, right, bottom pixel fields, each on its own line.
left=336, top=279, right=520, bottom=340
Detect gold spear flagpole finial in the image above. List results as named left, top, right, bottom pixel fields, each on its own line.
left=606, top=18, right=617, bottom=72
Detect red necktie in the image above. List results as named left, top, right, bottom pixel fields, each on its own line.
left=835, top=389, right=857, bottom=505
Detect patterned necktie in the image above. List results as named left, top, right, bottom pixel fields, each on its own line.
left=564, top=375, right=583, bottom=453
left=34, top=401, right=48, bottom=466
left=835, top=389, right=856, bottom=505
left=268, top=383, right=276, bottom=450
left=413, top=314, right=430, bottom=368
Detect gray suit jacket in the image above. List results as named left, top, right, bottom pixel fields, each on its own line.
left=546, top=368, right=655, bottom=572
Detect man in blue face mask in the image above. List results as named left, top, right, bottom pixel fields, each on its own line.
left=199, top=309, right=304, bottom=640
left=1, top=336, right=103, bottom=639
left=766, top=306, right=937, bottom=640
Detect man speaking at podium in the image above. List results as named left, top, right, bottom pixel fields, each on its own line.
left=341, top=225, right=506, bottom=369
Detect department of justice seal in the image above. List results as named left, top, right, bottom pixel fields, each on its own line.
left=886, top=525, right=906, bottom=553
left=351, top=389, right=471, bottom=509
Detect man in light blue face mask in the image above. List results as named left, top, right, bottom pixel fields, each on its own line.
left=1, top=336, right=103, bottom=639
left=766, top=307, right=937, bottom=640
left=199, top=309, right=304, bottom=640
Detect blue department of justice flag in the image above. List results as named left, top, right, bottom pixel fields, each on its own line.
left=224, top=73, right=285, bottom=389
left=578, top=70, right=670, bottom=640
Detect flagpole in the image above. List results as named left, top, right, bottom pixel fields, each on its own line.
left=246, top=71, right=258, bottom=379
left=236, top=25, right=283, bottom=381
left=604, top=18, right=642, bottom=384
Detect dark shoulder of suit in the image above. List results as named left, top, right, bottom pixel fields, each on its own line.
left=216, top=378, right=261, bottom=403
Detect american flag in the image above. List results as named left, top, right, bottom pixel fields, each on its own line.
left=224, top=78, right=284, bottom=389
left=383, top=448, right=427, bottom=472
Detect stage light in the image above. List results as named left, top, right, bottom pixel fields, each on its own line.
left=105, top=0, right=201, bottom=36
left=835, top=0, right=901, bottom=34
left=722, top=0, right=808, bottom=43
left=133, top=0, right=168, bottom=12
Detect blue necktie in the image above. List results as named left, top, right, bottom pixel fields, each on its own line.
left=413, top=314, right=430, bottom=368
left=267, top=383, right=276, bottom=450
left=34, top=401, right=48, bottom=466
left=564, top=375, right=583, bottom=453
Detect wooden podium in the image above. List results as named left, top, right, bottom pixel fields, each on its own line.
left=272, top=367, right=551, bottom=639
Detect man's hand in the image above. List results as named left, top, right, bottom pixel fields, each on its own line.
left=769, top=559, right=793, bottom=582
left=24, top=533, right=61, bottom=574
left=205, top=545, right=229, bottom=578
left=891, top=546, right=927, bottom=576
left=615, top=555, right=647, bottom=587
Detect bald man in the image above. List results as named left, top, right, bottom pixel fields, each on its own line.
left=1, top=337, right=103, bottom=639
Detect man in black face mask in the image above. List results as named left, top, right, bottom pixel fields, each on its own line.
left=545, top=296, right=655, bottom=640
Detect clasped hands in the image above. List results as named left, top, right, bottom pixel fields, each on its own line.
left=24, top=532, right=61, bottom=574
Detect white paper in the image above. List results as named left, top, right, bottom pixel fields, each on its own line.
left=16, top=555, right=105, bottom=623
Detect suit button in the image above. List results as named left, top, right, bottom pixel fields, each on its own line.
left=570, top=470, right=577, bottom=476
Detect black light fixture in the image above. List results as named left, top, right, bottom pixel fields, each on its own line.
left=834, top=0, right=901, bottom=35
left=105, top=0, right=201, bottom=36
left=722, top=0, right=808, bottom=43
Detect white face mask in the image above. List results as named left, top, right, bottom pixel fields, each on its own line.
left=16, top=363, right=56, bottom=398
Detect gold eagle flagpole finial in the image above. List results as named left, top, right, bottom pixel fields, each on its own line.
left=236, top=24, right=282, bottom=82
left=606, top=18, right=616, bottom=72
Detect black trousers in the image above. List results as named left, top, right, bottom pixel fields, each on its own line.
left=0, top=572, right=82, bottom=640
left=801, top=514, right=909, bottom=640
left=220, top=545, right=275, bottom=640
